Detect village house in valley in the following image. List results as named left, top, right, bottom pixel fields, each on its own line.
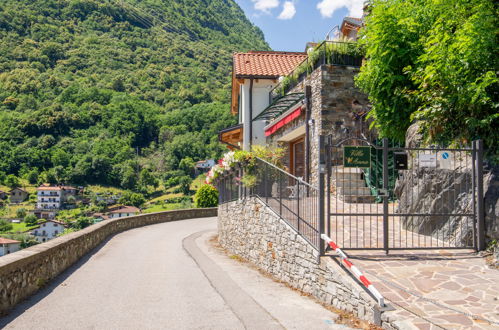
left=0, top=237, right=21, bottom=256
left=9, top=187, right=28, bottom=204
left=108, top=205, right=141, bottom=219
left=30, top=220, right=67, bottom=243
left=34, top=185, right=79, bottom=220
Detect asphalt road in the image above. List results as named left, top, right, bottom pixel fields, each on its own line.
left=0, top=217, right=345, bottom=329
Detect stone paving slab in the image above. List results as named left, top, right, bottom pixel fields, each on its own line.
left=338, top=249, right=499, bottom=329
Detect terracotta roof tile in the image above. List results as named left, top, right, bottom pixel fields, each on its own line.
left=233, top=51, right=307, bottom=78
left=109, top=206, right=140, bottom=214
left=0, top=237, right=21, bottom=244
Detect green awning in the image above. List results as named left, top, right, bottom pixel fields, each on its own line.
left=253, top=93, right=304, bottom=121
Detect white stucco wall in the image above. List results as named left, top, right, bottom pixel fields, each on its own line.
left=0, top=243, right=20, bottom=256
left=240, top=79, right=276, bottom=150
left=32, top=221, right=64, bottom=242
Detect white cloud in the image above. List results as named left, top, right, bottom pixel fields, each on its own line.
left=278, top=1, right=296, bottom=20
left=251, top=0, right=280, bottom=13
left=317, top=0, right=363, bottom=18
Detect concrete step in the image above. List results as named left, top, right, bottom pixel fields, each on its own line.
left=338, top=187, right=372, bottom=196
left=332, top=171, right=363, bottom=180
left=341, top=195, right=377, bottom=203
left=335, top=179, right=366, bottom=188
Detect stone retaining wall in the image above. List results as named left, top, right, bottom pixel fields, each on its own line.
left=218, top=198, right=393, bottom=327
left=0, top=208, right=217, bottom=314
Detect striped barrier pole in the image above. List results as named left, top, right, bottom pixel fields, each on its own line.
left=321, top=234, right=385, bottom=307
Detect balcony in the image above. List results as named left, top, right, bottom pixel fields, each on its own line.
left=270, top=41, right=363, bottom=102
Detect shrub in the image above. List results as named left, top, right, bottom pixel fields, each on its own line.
left=24, top=214, right=38, bottom=226
left=0, top=219, right=13, bottom=233
left=118, top=191, right=146, bottom=208
left=16, top=208, right=27, bottom=219
left=195, top=184, right=218, bottom=208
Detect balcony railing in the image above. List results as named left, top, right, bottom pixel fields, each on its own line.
left=217, top=158, right=321, bottom=250
left=270, top=41, right=363, bottom=102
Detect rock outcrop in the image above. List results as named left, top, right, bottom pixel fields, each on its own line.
left=394, top=122, right=498, bottom=249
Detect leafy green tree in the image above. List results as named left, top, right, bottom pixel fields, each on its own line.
left=4, top=175, right=20, bottom=188
left=74, top=217, right=92, bottom=230
left=24, top=214, right=38, bottom=226
left=118, top=191, right=146, bottom=208
left=139, top=169, right=158, bottom=189
left=195, top=185, right=219, bottom=208
left=16, top=208, right=27, bottom=219
left=0, top=219, right=13, bottom=233
left=357, top=0, right=498, bottom=155
left=179, top=157, right=196, bottom=177
left=0, top=171, right=6, bottom=185
left=178, top=176, right=193, bottom=195
left=25, top=169, right=39, bottom=185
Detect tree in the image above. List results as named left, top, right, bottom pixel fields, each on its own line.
left=139, top=169, right=158, bottom=189
left=0, top=219, right=13, bottom=233
left=16, top=208, right=27, bottom=219
left=179, top=157, right=196, bottom=177
left=25, top=169, right=39, bottom=184
left=74, top=217, right=92, bottom=230
left=24, top=214, right=38, bottom=226
left=357, top=0, right=498, bottom=156
left=118, top=191, right=146, bottom=208
left=4, top=175, right=20, bottom=188
left=178, top=176, right=193, bottom=195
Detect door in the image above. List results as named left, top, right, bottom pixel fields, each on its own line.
left=290, top=137, right=305, bottom=179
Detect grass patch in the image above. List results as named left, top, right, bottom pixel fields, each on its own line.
left=0, top=203, right=35, bottom=219
left=191, top=174, right=206, bottom=191
left=85, top=185, right=127, bottom=195
left=142, top=203, right=186, bottom=213
left=147, top=192, right=184, bottom=204
left=8, top=222, right=38, bottom=233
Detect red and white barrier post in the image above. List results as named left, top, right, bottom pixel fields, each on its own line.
left=321, top=234, right=385, bottom=307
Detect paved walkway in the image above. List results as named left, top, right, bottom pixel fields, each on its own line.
left=343, top=249, right=499, bottom=329
left=0, top=217, right=345, bottom=329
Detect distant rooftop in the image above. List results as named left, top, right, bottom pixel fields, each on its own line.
left=0, top=237, right=21, bottom=244
left=233, top=51, right=307, bottom=78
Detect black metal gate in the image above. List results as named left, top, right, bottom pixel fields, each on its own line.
left=324, top=137, right=485, bottom=252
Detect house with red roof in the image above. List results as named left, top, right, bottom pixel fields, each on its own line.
left=219, top=51, right=307, bottom=151
left=30, top=219, right=67, bottom=243
left=219, top=17, right=369, bottom=183
left=0, top=237, right=21, bottom=256
left=108, top=206, right=141, bottom=219
left=34, top=185, right=80, bottom=219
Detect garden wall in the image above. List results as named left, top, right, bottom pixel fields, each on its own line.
left=0, top=208, right=217, bottom=314
left=218, top=198, right=397, bottom=327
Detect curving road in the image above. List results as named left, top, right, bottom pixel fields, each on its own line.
left=0, top=217, right=346, bottom=329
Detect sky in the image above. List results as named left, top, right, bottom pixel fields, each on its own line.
left=233, top=0, right=365, bottom=52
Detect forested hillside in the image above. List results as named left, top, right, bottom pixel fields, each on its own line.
left=0, top=0, right=269, bottom=190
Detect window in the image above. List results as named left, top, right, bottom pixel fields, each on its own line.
left=54, top=230, right=58, bottom=236
left=42, top=223, right=46, bottom=227
left=54, top=224, right=58, bottom=227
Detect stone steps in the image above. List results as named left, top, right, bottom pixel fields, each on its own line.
left=332, top=166, right=375, bottom=204
left=338, top=186, right=372, bottom=196
left=335, top=179, right=367, bottom=188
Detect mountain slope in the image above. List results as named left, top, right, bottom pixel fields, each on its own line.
left=0, top=0, right=269, bottom=189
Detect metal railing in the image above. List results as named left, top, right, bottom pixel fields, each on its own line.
left=218, top=158, right=321, bottom=250
left=270, top=41, right=363, bottom=102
